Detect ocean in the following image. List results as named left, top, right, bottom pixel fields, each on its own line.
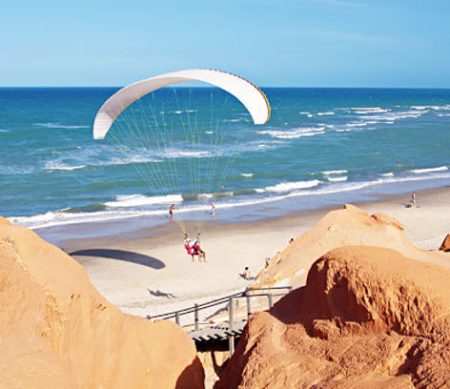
left=1, top=87, right=450, bottom=232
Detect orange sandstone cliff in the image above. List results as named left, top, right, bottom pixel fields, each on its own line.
left=0, top=218, right=204, bottom=388
left=254, top=204, right=449, bottom=288
left=440, top=233, right=450, bottom=252
left=217, top=246, right=450, bottom=388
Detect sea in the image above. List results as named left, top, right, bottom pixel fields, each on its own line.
left=1, top=87, right=450, bottom=238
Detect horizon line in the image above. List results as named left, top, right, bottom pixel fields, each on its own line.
left=1, top=85, right=450, bottom=90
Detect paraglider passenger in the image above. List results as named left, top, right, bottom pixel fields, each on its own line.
left=183, top=233, right=206, bottom=263
left=193, top=233, right=206, bottom=262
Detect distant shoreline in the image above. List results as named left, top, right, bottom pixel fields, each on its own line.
left=35, top=177, right=450, bottom=246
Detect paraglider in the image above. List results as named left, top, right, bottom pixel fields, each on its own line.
left=93, top=68, right=270, bottom=140
left=92, top=69, right=271, bottom=260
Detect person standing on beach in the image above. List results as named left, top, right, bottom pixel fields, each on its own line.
left=411, top=192, right=416, bottom=206
left=210, top=201, right=216, bottom=216
left=169, top=204, right=176, bottom=220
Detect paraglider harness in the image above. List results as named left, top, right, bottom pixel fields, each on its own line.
left=184, top=237, right=201, bottom=256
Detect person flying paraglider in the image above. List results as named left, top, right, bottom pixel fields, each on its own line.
left=183, top=233, right=206, bottom=263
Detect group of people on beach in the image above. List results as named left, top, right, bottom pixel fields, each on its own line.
left=169, top=201, right=216, bottom=220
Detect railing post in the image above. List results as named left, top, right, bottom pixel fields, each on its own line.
left=268, top=293, right=273, bottom=309
left=229, top=297, right=234, bottom=330
left=228, top=297, right=235, bottom=356
left=194, top=304, right=199, bottom=331
left=175, top=312, right=180, bottom=326
left=246, top=293, right=251, bottom=320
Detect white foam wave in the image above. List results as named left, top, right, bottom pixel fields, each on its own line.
left=44, top=161, right=86, bottom=171
left=381, top=172, right=394, bottom=177
left=258, top=127, right=325, bottom=139
left=11, top=170, right=450, bottom=230
left=241, top=173, right=254, bottom=178
left=317, top=111, right=335, bottom=116
left=411, top=105, right=450, bottom=111
left=346, top=122, right=368, bottom=128
left=263, top=180, right=321, bottom=193
left=156, top=149, right=211, bottom=159
left=34, top=122, right=89, bottom=129
left=410, top=166, right=448, bottom=174
left=105, top=194, right=183, bottom=208
left=358, top=110, right=425, bottom=122
left=351, top=107, right=390, bottom=114
left=322, top=169, right=348, bottom=175
left=327, top=176, right=348, bottom=182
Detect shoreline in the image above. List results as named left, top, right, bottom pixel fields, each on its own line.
left=53, top=185, right=450, bottom=318
left=35, top=175, right=450, bottom=246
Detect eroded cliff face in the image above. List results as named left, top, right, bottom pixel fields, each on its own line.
left=440, top=233, right=450, bottom=252
left=0, top=218, right=204, bottom=389
left=217, top=246, right=450, bottom=388
left=255, top=204, right=449, bottom=288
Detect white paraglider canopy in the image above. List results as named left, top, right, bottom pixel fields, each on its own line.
left=93, top=68, right=271, bottom=140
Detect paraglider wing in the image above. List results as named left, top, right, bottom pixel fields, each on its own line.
left=93, top=69, right=271, bottom=140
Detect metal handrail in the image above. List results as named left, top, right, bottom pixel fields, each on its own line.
left=147, top=286, right=292, bottom=322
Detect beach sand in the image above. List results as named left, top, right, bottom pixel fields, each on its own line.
left=58, top=187, right=450, bottom=319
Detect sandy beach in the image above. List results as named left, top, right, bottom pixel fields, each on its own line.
left=54, top=186, right=450, bottom=319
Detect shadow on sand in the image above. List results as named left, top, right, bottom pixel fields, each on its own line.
left=70, top=249, right=166, bottom=269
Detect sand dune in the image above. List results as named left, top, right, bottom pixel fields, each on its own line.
left=254, top=204, right=450, bottom=289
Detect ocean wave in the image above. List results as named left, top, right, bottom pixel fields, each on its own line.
left=0, top=129, right=10, bottom=133
left=411, top=105, right=450, bottom=111
left=409, top=166, right=448, bottom=174
left=351, top=107, right=390, bottom=114
left=357, top=110, right=425, bottom=122
left=263, top=179, right=321, bottom=193
left=322, top=169, right=348, bottom=175
left=44, top=162, right=87, bottom=171
left=327, top=176, right=347, bottom=182
left=381, top=172, right=394, bottom=177
left=317, top=111, right=335, bottom=116
left=346, top=122, right=369, bottom=128
left=10, top=171, right=450, bottom=230
left=156, top=149, right=211, bottom=159
left=241, top=173, right=254, bottom=178
left=34, top=122, right=89, bottom=129
left=105, top=194, right=183, bottom=208
left=258, top=127, right=325, bottom=139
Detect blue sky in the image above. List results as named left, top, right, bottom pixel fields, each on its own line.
left=2, top=0, right=450, bottom=87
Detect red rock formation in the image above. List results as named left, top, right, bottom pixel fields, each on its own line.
left=0, top=218, right=204, bottom=388
left=440, top=234, right=450, bottom=252
left=255, top=204, right=448, bottom=288
left=217, top=246, right=450, bottom=388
